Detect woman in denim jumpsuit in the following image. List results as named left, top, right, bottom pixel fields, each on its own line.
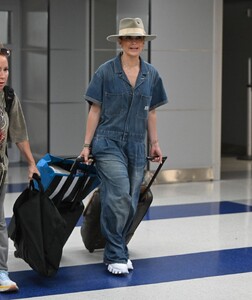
left=80, top=18, right=168, bottom=275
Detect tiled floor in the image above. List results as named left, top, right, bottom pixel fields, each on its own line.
left=2, top=156, right=252, bottom=299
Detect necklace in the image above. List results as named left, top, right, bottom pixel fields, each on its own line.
left=122, top=62, right=140, bottom=78
left=121, top=57, right=140, bottom=69
left=123, top=62, right=139, bottom=69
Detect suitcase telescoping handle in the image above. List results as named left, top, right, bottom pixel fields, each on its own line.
left=70, top=155, right=94, bottom=173
left=141, top=156, right=167, bottom=199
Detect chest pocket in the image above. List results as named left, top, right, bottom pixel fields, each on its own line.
left=103, top=92, right=127, bottom=116
left=136, top=95, right=151, bottom=119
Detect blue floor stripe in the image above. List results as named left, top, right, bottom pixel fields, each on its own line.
left=143, top=201, right=252, bottom=220
left=6, top=183, right=28, bottom=193
left=5, top=201, right=252, bottom=228
left=2, top=247, right=252, bottom=299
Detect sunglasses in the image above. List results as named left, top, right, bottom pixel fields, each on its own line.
left=0, top=48, right=11, bottom=57
left=121, top=36, right=144, bottom=41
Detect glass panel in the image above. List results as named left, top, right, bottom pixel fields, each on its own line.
left=26, top=12, right=47, bottom=47
left=92, top=0, right=117, bottom=74
left=91, top=0, right=150, bottom=75
left=0, top=11, right=10, bottom=44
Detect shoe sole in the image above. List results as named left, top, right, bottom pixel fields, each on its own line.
left=106, top=260, right=134, bottom=270
left=107, top=264, right=129, bottom=275
left=0, top=285, right=18, bottom=292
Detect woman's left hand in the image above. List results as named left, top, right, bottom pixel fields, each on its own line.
left=28, top=163, right=40, bottom=180
left=149, top=142, right=163, bottom=163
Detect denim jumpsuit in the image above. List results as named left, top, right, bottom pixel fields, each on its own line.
left=85, top=53, right=168, bottom=264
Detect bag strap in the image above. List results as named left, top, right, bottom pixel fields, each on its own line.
left=32, top=173, right=44, bottom=193
left=52, top=157, right=94, bottom=207
left=140, top=156, right=167, bottom=199
left=2, top=86, right=15, bottom=160
left=12, top=174, right=43, bottom=213
left=3, top=85, right=15, bottom=116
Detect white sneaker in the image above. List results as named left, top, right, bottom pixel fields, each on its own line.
left=0, top=271, right=18, bottom=293
left=127, top=259, right=134, bottom=270
left=107, top=263, right=129, bottom=275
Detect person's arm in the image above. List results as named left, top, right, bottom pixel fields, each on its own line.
left=148, top=109, right=163, bottom=163
left=16, top=140, right=40, bottom=179
left=80, top=103, right=101, bottom=162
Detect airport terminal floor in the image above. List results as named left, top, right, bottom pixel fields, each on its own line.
left=2, top=156, right=252, bottom=299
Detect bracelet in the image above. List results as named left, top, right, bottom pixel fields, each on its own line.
left=83, top=143, right=91, bottom=148
left=150, top=140, right=159, bottom=146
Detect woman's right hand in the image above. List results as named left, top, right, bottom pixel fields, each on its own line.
left=80, top=146, right=91, bottom=164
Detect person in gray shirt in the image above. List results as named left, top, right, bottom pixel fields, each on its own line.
left=0, top=43, right=39, bottom=293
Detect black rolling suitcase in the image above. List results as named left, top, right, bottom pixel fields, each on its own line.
left=81, top=156, right=167, bottom=253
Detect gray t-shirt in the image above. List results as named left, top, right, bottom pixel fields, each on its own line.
left=0, top=90, right=28, bottom=171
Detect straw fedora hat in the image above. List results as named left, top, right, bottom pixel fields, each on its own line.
left=107, top=18, right=156, bottom=42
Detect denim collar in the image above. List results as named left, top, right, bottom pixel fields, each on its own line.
left=114, top=53, right=148, bottom=76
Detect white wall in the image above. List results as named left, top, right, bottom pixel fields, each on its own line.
left=151, top=0, right=222, bottom=179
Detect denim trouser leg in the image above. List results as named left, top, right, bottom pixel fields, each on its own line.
left=92, top=138, right=145, bottom=264
left=0, top=184, right=8, bottom=271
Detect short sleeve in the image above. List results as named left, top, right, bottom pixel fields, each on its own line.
left=149, top=74, right=168, bottom=110
left=8, top=94, right=28, bottom=143
left=85, top=70, right=104, bottom=105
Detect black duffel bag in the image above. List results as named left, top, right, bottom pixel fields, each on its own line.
left=8, top=174, right=66, bottom=277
